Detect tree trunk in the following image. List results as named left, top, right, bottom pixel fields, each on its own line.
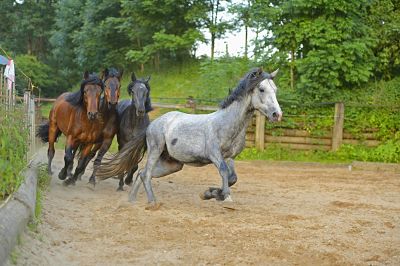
left=211, top=33, right=215, bottom=61
left=156, top=52, right=160, bottom=72
left=27, top=36, right=32, bottom=55
left=244, top=25, right=248, bottom=59
left=290, top=48, right=294, bottom=90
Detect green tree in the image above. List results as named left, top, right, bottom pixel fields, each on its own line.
left=198, top=0, right=233, bottom=60
left=0, top=0, right=55, bottom=59
left=368, top=0, right=400, bottom=79
left=230, top=0, right=253, bottom=58
left=14, top=54, right=59, bottom=96
left=253, top=0, right=376, bottom=100
left=72, top=0, right=130, bottom=70
left=121, top=0, right=204, bottom=71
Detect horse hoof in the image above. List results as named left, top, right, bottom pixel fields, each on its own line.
left=88, top=177, right=96, bottom=186
left=199, top=190, right=213, bottom=200
left=116, top=186, right=124, bottom=192
left=223, top=195, right=233, bottom=202
left=58, top=171, right=67, bottom=180
left=63, top=178, right=75, bottom=186
left=145, top=202, right=162, bottom=211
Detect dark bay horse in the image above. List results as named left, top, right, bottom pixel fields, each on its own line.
left=37, top=71, right=104, bottom=180
left=99, top=72, right=152, bottom=191
left=97, top=68, right=282, bottom=209
left=63, top=68, right=123, bottom=186
left=37, top=69, right=122, bottom=185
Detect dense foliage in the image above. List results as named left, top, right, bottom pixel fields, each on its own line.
left=1, top=0, right=398, bottom=100
left=0, top=106, right=29, bottom=199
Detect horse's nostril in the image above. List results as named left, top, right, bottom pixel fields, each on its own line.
left=88, top=112, right=98, bottom=120
left=272, top=111, right=282, bottom=121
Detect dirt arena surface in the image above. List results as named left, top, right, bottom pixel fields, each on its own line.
left=9, top=151, right=400, bottom=265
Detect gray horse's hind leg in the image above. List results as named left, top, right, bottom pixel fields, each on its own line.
left=202, top=158, right=237, bottom=201
left=128, top=156, right=183, bottom=203
left=129, top=134, right=164, bottom=204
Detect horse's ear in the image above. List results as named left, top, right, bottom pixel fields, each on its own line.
left=270, top=68, right=279, bottom=79
left=118, top=69, right=124, bottom=81
left=146, top=76, right=151, bottom=82
left=256, top=67, right=263, bottom=76
left=100, top=68, right=108, bottom=80
left=251, top=67, right=263, bottom=78
left=131, top=72, right=137, bottom=82
left=83, top=71, right=90, bottom=80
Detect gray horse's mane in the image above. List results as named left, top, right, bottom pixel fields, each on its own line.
left=220, top=67, right=271, bottom=109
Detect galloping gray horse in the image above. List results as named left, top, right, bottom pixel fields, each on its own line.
left=97, top=67, right=282, bottom=208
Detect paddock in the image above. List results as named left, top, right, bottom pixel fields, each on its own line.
left=12, top=151, right=400, bottom=265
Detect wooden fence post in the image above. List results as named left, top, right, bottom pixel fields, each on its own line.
left=255, top=111, right=266, bottom=151
left=332, top=102, right=344, bottom=151
left=0, top=67, right=3, bottom=105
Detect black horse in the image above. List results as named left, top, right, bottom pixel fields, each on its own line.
left=107, top=72, right=152, bottom=190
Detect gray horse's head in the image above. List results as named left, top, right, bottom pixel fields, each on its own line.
left=251, top=68, right=282, bottom=122
left=128, top=72, right=151, bottom=117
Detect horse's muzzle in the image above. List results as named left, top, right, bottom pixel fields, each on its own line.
left=272, top=111, right=282, bottom=122
left=108, top=101, right=117, bottom=109
left=88, top=112, right=98, bottom=120
left=136, top=109, right=145, bottom=117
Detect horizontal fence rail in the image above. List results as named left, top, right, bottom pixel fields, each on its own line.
left=37, top=96, right=386, bottom=152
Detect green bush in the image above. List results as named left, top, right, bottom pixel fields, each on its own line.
left=0, top=106, right=29, bottom=200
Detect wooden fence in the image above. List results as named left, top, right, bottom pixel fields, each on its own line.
left=246, top=103, right=381, bottom=151
left=37, top=97, right=383, bottom=152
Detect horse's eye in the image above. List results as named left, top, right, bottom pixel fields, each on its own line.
left=259, top=89, right=265, bottom=92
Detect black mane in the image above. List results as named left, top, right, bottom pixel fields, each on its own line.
left=127, top=78, right=153, bottom=112
left=66, top=73, right=104, bottom=107
left=105, top=68, right=120, bottom=80
left=220, top=68, right=271, bottom=109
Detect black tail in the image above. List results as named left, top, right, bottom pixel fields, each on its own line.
left=97, top=131, right=147, bottom=180
left=36, top=121, right=61, bottom=143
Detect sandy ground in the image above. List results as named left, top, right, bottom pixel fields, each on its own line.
left=8, top=151, right=400, bottom=266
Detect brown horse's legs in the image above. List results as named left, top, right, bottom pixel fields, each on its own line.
left=47, top=120, right=59, bottom=175
left=66, top=144, right=94, bottom=184
left=47, top=148, right=55, bottom=175
left=59, top=136, right=76, bottom=181
left=75, top=143, right=101, bottom=181
left=89, top=139, right=113, bottom=186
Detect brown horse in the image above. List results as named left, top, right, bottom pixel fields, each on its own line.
left=64, top=68, right=123, bottom=186
left=37, top=69, right=122, bottom=185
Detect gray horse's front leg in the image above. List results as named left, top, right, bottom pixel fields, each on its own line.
left=204, top=153, right=231, bottom=201
left=202, top=158, right=236, bottom=201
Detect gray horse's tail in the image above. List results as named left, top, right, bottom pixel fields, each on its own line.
left=97, top=131, right=147, bottom=180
